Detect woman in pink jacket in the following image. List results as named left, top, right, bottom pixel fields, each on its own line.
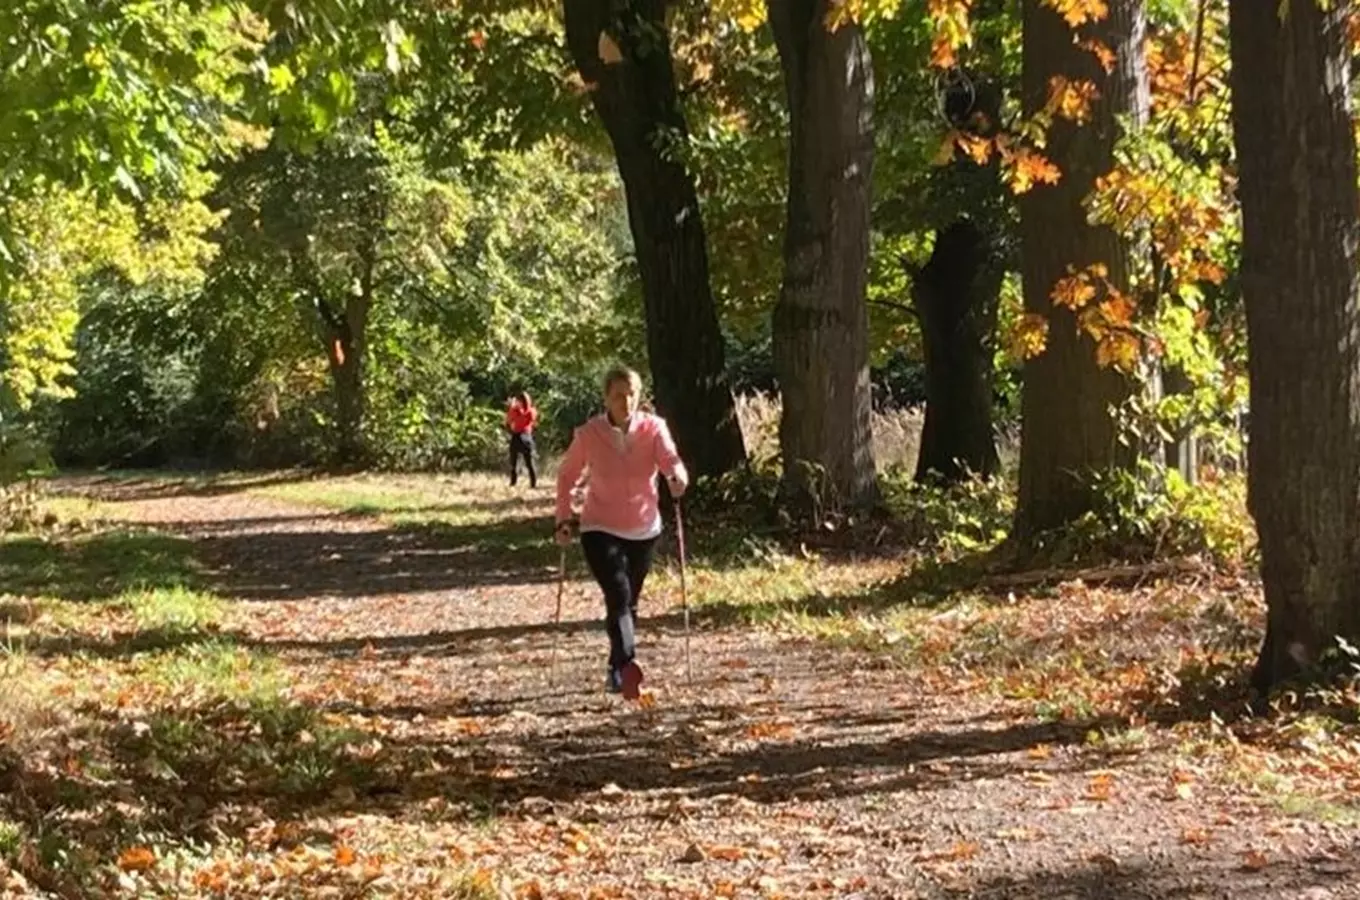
left=555, top=365, right=688, bottom=699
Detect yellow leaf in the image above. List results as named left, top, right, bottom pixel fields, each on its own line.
left=933, top=132, right=960, bottom=166
left=598, top=32, right=624, bottom=64
left=1009, top=313, right=1050, bottom=360
left=1027, top=743, right=1053, bottom=760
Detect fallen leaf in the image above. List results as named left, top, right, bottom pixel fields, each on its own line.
left=707, top=844, right=747, bottom=861
left=1027, top=743, right=1053, bottom=760
left=995, top=826, right=1042, bottom=841
left=1242, top=849, right=1269, bottom=870
left=679, top=843, right=705, bottom=863
left=1181, top=826, right=1212, bottom=845
left=745, top=721, right=795, bottom=740
left=117, top=846, right=156, bottom=872
left=335, top=845, right=356, bottom=865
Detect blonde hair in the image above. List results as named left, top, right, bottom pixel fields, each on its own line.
left=602, top=365, right=642, bottom=395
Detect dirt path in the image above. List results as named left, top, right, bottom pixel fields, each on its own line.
left=81, top=478, right=1359, bottom=899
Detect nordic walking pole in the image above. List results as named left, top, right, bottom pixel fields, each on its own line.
left=549, top=542, right=567, bottom=685
left=674, top=499, right=692, bottom=685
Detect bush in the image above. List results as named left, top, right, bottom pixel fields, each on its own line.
left=1056, top=461, right=1257, bottom=570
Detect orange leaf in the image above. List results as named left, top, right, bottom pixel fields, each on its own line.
left=745, top=721, right=795, bottom=740
left=598, top=32, right=624, bottom=64
left=1043, top=0, right=1109, bottom=27
left=117, top=846, right=157, bottom=872
left=956, top=132, right=993, bottom=165
left=335, top=845, right=357, bottom=866
left=1242, top=849, right=1269, bottom=870
left=1181, top=826, right=1212, bottom=845
left=707, top=845, right=748, bottom=861
left=1079, top=38, right=1116, bottom=73
left=1051, top=273, right=1097, bottom=310
left=1027, top=743, right=1053, bottom=760
left=1005, top=148, right=1062, bottom=194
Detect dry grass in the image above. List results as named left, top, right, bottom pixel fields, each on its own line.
left=733, top=391, right=925, bottom=473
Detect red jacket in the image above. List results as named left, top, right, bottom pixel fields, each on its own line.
left=506, top=400, right=538, bottom=435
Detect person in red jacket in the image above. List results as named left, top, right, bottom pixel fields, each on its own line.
left=505, top=391, right=539, bottom=488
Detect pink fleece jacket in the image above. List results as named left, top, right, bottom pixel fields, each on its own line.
left=555, top=412, right=689, bottom=540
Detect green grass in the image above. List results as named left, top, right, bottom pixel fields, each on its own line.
left=0, top=529, right=197, bottom=603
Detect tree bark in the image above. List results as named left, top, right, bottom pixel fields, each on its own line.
left=1228, top=0, right=1360, bottom=694
left=768, top=0, right=878, bottom=512
left=562, top=0, right=746, bottom=479
left=291, top=244, right=369, bottom=466
left=1012, top=0, right=1148, bottom=538
left=913, top=218, right=1003, bottom=483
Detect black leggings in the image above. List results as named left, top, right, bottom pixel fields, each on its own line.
left=508, top=432, right=536, bottom=486
left=580, top=530, right=658, bottom=669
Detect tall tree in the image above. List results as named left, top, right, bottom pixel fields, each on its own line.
left=1228, top=0, right=1360, bottom=693
left=768, top=0, right=878, bottom=510
left=562, top=0, right=746, bottom=478
left=1012, top=0, right=1148, bottom=538
left=913, top=217, right=1005, bottom=482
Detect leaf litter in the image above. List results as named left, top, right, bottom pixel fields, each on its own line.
left=2, top=473, right=1358, bottom=898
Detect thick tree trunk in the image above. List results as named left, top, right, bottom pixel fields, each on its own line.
left=1228, top=0, right=1360, bottom=694
left=913, top=218, right=1003, bottom=483
left=768, top=0, right=878, bottom=512
left=1013, top=0, right=1148, bottom=538
left=562, top=0, right=746, bottom=479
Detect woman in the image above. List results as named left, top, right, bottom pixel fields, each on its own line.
left=555, top=366, right=688, bottom=698
left=505, top=390, right=539, bottom=488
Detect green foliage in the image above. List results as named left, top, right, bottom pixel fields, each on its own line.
left=881, top=469, right=1015, bottom=557
left=1072, top=462, right=1256, bottom=569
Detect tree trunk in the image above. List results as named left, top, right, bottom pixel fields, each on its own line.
left=1228, top=0, right=1360, bottom=694
left=292, top=245, right=370, bottom=466
left=562, top=0, right=746, bottom=479
left=1012, top=0, right=1148, bottom=538
left=768, top=0, right=878, bottom=513
left=913, top=218, right=1003, bottom=483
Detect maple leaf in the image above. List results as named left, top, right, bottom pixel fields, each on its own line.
left=956, top=133, right=992, bottom=165
left=334, top=845, right=356, bottom=866
left=1004, top=148, right=1062, bottom=193
left=1009, top=313, right=1050, bottom=360
left=931, top=34, right=958, bottom=69
left=117, top=846, right=157, bottom=872
left=468, top=30, right=487, bottom=51
left=1098, top=291, right=1136, bottom=325
left=1046, top=76, right=1101, bottom=124
left=1079, top=38, right=1116, bottom=73
left=1095, top=332, right=1141, bottom=372
left=1051, top=273, right=1097, bottom=310
left=1042, top=0, right=1109, bottom=28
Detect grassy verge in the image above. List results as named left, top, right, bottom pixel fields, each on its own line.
left=0, top=510, right=490, bottom=898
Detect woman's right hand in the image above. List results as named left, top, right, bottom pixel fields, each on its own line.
left=554, top=521, right=574, bottom=546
